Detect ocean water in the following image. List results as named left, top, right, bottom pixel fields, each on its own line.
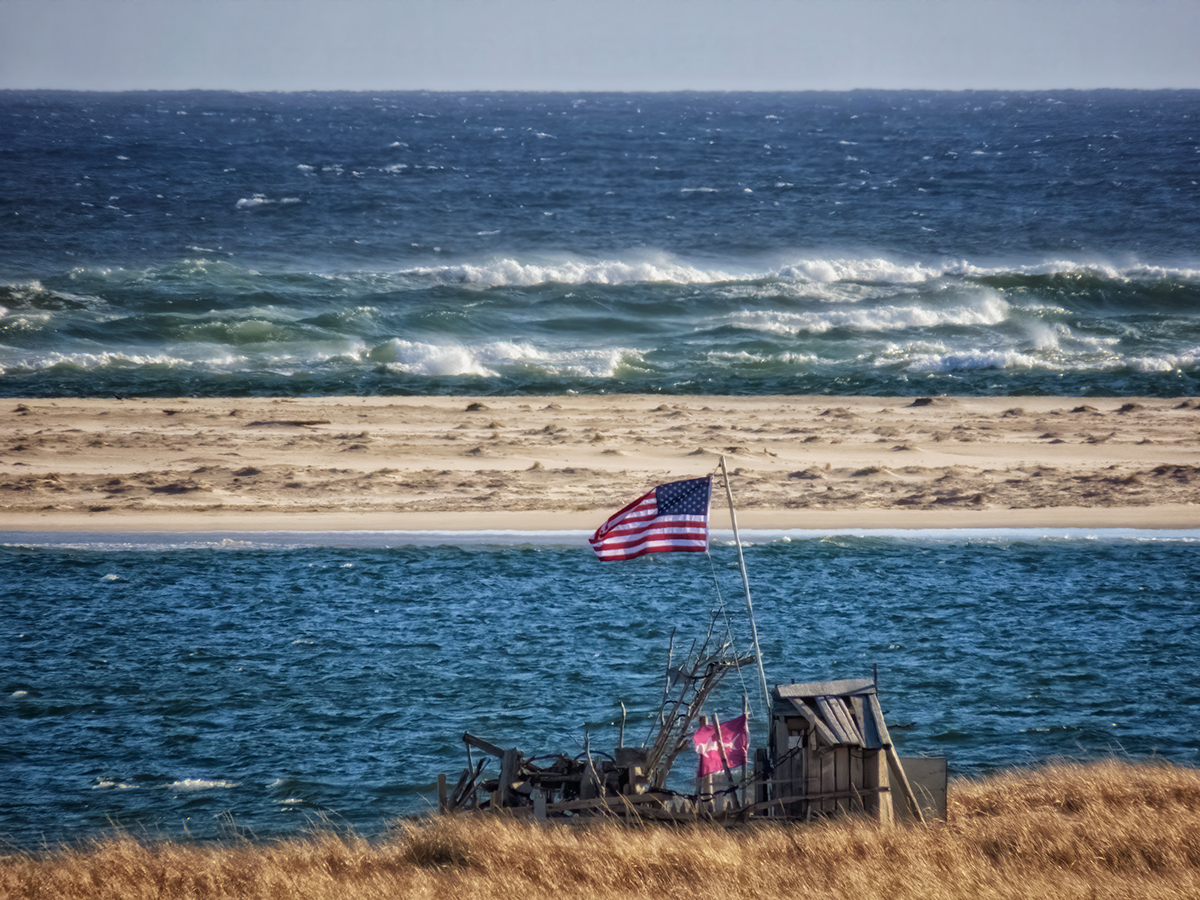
left=3, top=92, right=1200, bottom=850
left=2, top=90, right=1200, bottom=397
left=2, top=531, right=1198, bottom=847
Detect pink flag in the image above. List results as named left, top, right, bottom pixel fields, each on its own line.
left=692, top=713, right=749, bottom=777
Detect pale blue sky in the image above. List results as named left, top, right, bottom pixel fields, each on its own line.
left=2, top=0, right=1198, bottom=91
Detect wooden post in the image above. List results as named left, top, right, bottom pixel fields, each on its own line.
left=885, top=743, right=926, bottom=824
left=498, top=748, right=520, bottom=809
left=581, top=733, right=599, bottom=801
left=864, top=749, right=892, bottom=824
left=437, top=773, right=448, bottom=813
left=719, top=456, right=771, bottom=718
left=754, top=748, right=769, bottom=810
left=712, top=714, right=737, bottom=815
left=865, top=692, right=925, bottom=824
left=626, top=764, right=644, bottom=795
left=534, top=789, right=547, bottom=821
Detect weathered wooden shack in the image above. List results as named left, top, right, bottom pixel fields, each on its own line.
left=767, top=678, right=930, bottom=823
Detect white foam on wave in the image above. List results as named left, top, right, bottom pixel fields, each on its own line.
left=724, top=295, right=1010, bottom=336
left=901, top=348, right=1051, bottom=373
left=235, top=194, right=301, bottom=210
left=0, top=311, right=53, bottom=333
left=366, top=339, right=635, bottom=378
left=406, top=255, right=942, bottom=288
left=1, top=534, right=273, bottom=552
left=0, top=279, right=105, bottom=312
left=704, top=349, right=822, bottom=367
left=3, top=349, right=201, bottom=372
left=168, top=779, right=238, bottom=792
left=404, top=256, right=739, bottom=287
left=367, top=339, right=496, bottom=376
left=1128, top=348, right=1200, bottom=373
left=774, top=258, right=945, bottom=284
left=93, top=780, right=138, bottom=790
left=947, top=258, right=1200, bottom=282
left=395, top=253, right=1200, bottom=290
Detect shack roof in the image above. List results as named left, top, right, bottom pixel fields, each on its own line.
left=772, top=677, right=887, bottom=749
left=774, top=678, right=875, bottom=699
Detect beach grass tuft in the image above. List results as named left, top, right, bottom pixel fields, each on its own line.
left=3, top=759, right=1199, bottom=899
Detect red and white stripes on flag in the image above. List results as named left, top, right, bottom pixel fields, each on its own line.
left=589, top=476, right=712, bottom=561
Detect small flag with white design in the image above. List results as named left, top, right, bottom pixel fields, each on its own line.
left=692, top=713, right=750, bottom=777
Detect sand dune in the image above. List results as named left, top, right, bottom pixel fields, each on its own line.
left=3, top=395, right=1199, bottom=531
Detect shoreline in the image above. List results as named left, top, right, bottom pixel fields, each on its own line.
left=4, top=394, right=1198, bottom=532
left=4, top=505, right=1200, bottom=534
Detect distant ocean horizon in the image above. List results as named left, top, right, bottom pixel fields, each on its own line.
left=2, top=89, right=1198, bottom=397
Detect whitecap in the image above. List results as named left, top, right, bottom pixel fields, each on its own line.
left=367, top=339, right=637, bottom=379
left=1128, top=349, right=1200, bottom=373
left=9, top=350, right=197, bottom=372
left=723, top=296, right=1010, bottom=336
left=168, top=779, right=238, bottom=791
left=774, top=258, right=943, bottom=284
left=902, top=348, right=1044, bottom=372
left=704, top=349, right=821, bottom=367
left=403, top=255, right=738, bottom=287
left=948, top=258, right=1200, bottom=282
left=367, top=339, right=496, bottom=376
left=235, top=195, right=301, bottom=209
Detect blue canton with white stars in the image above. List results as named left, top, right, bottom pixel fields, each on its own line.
left=656, top=477, right=712, bottom=515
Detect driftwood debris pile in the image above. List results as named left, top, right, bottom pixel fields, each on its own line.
left=433, top=628, right=942, bottom=825
left=436, top=634, right=760, bottom=823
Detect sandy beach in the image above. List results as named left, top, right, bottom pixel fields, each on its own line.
left=2, top=394, right=1198, bottom=532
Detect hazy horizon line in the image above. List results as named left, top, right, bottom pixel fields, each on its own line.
left=5, top=85, right=1200, bottom=96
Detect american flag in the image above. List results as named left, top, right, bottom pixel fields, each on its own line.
left=589, top=476, right=712, bottom=561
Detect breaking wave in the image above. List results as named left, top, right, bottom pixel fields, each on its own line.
left=722, top=295, right=1011, bottom=336
left=366, top=339, right=636, bottom=379
left=397, top=254, right=1200, bottom=290
left=2, top=250, right=1199, bottom=397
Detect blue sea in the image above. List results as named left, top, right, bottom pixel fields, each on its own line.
left=2, top=90, right=1199, bottom=398
left=2, top=92, right=1200, bottom=848
left=2, top=529, right=1199, bottom=847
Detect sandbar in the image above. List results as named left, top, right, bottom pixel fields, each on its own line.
left=3, top=395, right=1198, bottom=532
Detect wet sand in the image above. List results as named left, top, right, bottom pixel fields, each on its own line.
left=3, top=395, right=1199, bottom=531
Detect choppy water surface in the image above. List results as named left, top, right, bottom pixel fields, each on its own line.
left=2, top=533, right=1197, bottom=847
left=3, top=90, right=1199, bottom=397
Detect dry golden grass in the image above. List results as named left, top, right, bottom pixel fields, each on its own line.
left=4, top=759, right=1199, bottom=899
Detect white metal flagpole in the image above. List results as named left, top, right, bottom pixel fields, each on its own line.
left=719, top=456, right=771, bottom=717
